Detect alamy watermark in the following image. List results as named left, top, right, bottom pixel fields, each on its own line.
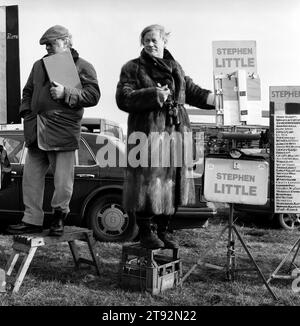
left=95, top=131, right=205, bottom=178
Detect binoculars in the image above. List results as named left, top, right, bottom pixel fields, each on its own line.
left=165, top=100, right=180, bottom=127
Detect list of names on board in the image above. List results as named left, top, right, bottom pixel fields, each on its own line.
left=271, top=86, right=300, bottom=213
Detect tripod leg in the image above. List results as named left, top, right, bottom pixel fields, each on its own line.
left=232, top=225, right=278, bottom=301
left=226, top=231, right=235, bottom=281
left=290, top=239, right=300, bottom=270
left=226, top=203, right=236, bottom=281
left=180, top=224, right=229, bottom=284
left=268, top=237, right=300, bottom=282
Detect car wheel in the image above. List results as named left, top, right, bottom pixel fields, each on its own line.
left=276, top=213, right=300, bottom=231
left=87, top=194, right=138, bottom=242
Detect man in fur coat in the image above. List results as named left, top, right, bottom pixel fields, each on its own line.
left=116, top=24, right=215, bottom=249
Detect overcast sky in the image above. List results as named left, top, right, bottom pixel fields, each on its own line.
left=3, top=0, right=300, bottom=132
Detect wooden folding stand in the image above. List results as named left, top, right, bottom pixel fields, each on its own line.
left=5, top=226, right=101, bottom=293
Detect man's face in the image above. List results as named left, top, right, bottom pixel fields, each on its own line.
left=142, top=30, right=165, bottom=58
left=45, top=38, right=68, bottom=55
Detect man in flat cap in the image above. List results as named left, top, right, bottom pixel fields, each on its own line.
left=7, top=25, right=101, bottom=236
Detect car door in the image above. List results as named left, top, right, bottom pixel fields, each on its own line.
left=0, top=133, right=24, bottom=215
left=42, top=137, right=101, bottom=216
left=70, top=137, right=101, bottom=215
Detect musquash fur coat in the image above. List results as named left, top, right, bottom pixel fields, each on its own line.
left=116, top=49, right=214, bottom=216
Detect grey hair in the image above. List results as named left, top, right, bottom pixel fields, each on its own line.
left=140, top=24, right=170, bottom=46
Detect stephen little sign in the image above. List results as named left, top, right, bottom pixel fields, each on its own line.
left=204, top=158, right=268, bottom=205
left=212, top=40, right=257, bottom=75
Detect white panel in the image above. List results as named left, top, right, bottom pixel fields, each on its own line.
left=223, top=100, right=240, bottom=125
left=204, top=158, right=269, bottom=205
left=212, top=40, right=257, bottom=75
left=0, top=7, right=5, bottom=32
left=0, top=7, right=6, bottom=118
left=237, top=70, right=248, bottom=122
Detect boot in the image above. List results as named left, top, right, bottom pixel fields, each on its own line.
left=136, top=216, right=164, bottom=249
left=48, top=210, right=67, bottom=236
left=157, top=215, right=179, bottom=249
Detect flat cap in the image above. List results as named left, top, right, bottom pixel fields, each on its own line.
left=39, top=25, right=70, bottom=45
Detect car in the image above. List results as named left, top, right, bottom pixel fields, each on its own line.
left=0, top=127, right=216, bottom=242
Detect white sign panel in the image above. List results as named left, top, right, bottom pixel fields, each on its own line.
left=204, top=157, right=268, bottom=205
left=271, top=86, right=300, bottom=214
left=212, top=40, right=257, bottom=75
left=212, top=40, right=262, bottom=126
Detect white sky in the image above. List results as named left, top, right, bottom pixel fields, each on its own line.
left=3, top=0, right=300, bottom=133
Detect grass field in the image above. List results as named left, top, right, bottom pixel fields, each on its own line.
left=0, top=215, right=300, bottom=307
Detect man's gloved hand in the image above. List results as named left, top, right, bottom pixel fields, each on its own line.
left=50, top=81, right=65, bottom=100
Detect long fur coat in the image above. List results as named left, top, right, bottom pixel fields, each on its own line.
left=116, top=49, right=214, bottom=216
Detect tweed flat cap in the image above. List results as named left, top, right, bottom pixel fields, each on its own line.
left=39, top=25, right=70, bottom=45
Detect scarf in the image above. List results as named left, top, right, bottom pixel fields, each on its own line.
left=140, top=48, right=183, bottom=103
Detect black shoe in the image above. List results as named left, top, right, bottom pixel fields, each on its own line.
left=140, top=231, right=165, bottom=249
left=48, top=210, right=67, bottom=236
left=6, top=222, right=43, bottom=235
left=158, top=232, right=179, bottom=249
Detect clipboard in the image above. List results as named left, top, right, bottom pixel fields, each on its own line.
left=42, top=48, right=82, bottom=89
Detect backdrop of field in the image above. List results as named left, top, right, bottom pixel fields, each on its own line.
left=0, top=216, right=300, bottom=306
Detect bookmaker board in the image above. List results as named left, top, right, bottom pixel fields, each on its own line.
left=270, top=86, right=300, bottom=214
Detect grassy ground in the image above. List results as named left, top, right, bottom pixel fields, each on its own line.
left=0, top=215, right=300, bottom=306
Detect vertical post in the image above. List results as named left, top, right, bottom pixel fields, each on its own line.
left=6, top=5, right=21, bottom=124
left=214, top=75, right=224, bottom=127
left=237, top=69, right=248, bottom=124
left=0, top=5, right=20, bottom=125
left=0, top=7, right=6, bottom=122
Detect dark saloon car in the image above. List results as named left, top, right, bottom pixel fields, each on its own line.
left=0, top=127, right=215, bottom=242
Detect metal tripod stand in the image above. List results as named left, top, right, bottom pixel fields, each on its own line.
left=267, top=235, right=300, bottom=283
left=181, top=203, right=278, bottom=301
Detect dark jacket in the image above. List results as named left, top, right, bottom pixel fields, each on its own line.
left=116, top=49, right=214, bottom=216
left=20, top=48, right=100, bottom=150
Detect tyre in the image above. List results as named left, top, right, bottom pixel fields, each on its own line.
left=87, top=194, right=138, bottom=242
left=276, top=213, right=300, bottom=231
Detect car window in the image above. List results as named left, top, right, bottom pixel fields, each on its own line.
left=0, top=136, right=24, bottom=163
left=78, top=139, right=96, bottom=166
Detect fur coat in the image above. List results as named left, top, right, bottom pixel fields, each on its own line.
left=116, top=49, right=214, bottom=216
